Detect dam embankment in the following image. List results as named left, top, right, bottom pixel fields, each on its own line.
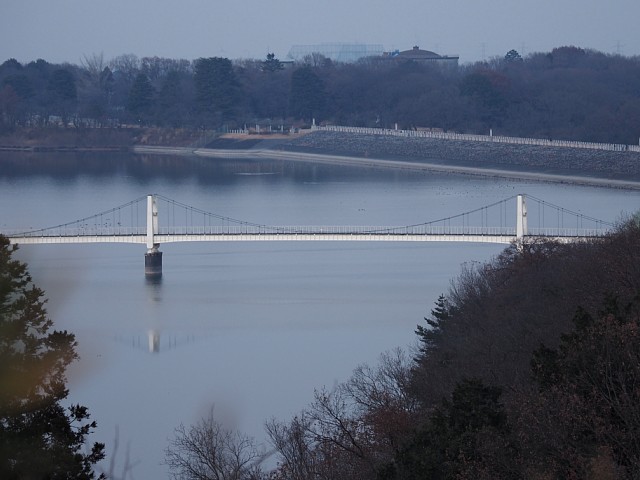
left=133, top=130, right=640, bottom=189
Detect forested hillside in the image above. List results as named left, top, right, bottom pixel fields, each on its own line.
left=1, top=46, right=640, bottom=144
left=259, top=218, right=640, bottom=479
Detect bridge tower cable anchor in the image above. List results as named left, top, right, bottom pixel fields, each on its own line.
left=145, top=194, right=162, bottom=277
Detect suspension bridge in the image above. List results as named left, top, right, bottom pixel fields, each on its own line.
left=3, top=194, right=614, bottom=276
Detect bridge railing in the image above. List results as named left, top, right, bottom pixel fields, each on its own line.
left=3, top=226, right=147, bottom=237
left=157, top=225, right=608, bottom=237
left=316, top=125, right=640, bottom=153
left=527, top=227, right=608, bottom=237
left=157, top=225, right=519, bottom=236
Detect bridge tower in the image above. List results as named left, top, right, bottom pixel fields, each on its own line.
left=145, top=194, right=162, bottom=277
left=516, top=194, right=528, bottom=242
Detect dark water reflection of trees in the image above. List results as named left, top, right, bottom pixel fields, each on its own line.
left=0, top=152, right=419, bottom=186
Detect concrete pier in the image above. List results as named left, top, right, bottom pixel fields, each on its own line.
left=144, top=249, right=162, bottom=277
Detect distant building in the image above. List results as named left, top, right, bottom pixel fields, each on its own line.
left=385, top=46, right=459, bottom=67
left=287, top=43, right=384, bottom=63
left=285, top=43, right=459, bottom=67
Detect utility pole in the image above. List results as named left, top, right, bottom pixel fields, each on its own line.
left=520, top=42, right=527, bottom=57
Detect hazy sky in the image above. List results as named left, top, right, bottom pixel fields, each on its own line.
left=2, top=0, right=639, bottom=66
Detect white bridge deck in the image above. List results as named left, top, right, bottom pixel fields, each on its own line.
left=8, top=226, right=604, bottom=246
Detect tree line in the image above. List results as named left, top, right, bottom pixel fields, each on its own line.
left=1, top=46, right=640, bottom=143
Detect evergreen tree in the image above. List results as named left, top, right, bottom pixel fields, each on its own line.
left=157, top=70, right=185, bottom=127
left=0, top=235, right=105, bottom=478
left=504, top=49, right=523, bottom=63
left=261, top=53, right=283, bottom=73
left=47, top=68, right=77, bottom=126
left=48, top=68, right=77, bottom=101
left=289, top=65, right=325, bottom=122
left=388, top=379, right=507, bottom=479
left=415, top=294, right=452, bottom=360
left=2, top=74, right=34, bottom=100
left=126, top=72, right=154, bottom=120
left=193, top=57, right=241, bottom=125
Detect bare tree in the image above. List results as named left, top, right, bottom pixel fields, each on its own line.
left=305, top=386, right=375, bottom=479
left=300, top=53, right=331, bottom=68
left=165, top=408, right=265, bottom=480
left=80, top=52, right=106, bottom=87
left=266, top=350, right=415, bottom=480
left=345, top=348, right=415, bottom=414
left=265, top=415, right=317, bottom=480
left=343, top=348, right=416, bottom=454
left=109, top=54, right=140, bottom=84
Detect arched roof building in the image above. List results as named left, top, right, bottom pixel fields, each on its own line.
left=385, top=46, right=459, bottom=67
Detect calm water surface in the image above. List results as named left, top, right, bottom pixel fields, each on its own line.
left=0, top=152, right=635, bottom=477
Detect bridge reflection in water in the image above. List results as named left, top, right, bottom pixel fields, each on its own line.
left=4, top=194, right=614, bottom=277
left=113, top=330, right=198, bottom=354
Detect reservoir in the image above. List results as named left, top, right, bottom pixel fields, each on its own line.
left=0, top=151, right=635, bottom=477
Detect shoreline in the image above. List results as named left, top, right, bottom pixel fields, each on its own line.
left=133, top=144, right=640, bottom=190
left=3, top=129, right=639, bottom=190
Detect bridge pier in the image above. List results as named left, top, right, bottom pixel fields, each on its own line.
left=145, top=247, right=162, bottom=277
